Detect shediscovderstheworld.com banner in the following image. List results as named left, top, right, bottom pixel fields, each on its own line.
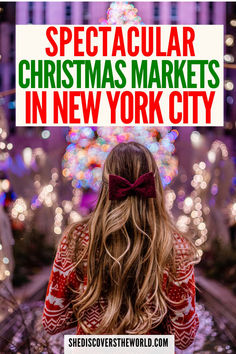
left=64, top=335, right=174, bottom=353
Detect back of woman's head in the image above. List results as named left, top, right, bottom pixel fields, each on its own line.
left=74, top=142, right=177, bottom=334
left=104, top=141, right=156, bottom=182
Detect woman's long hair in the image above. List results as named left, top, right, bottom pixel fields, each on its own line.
left=72, top=142, right=197, bottom=334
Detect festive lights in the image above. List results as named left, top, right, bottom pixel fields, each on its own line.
left=225, top=34, right=234, bottom=47
left=178, top=166, right=209, bottom=248
left=230, top=19, right=236, bottom=27
left=100, top=2, right=143, bottom=25
left=229, top=202, right=236, bottom=225
left=11, top=198, right=28, bottom=222
left=0, top=179, right=10, bottom=193
left=209, top=140, right=228, bottom=160
left=0, top=106, right=11, bottom=167
left=41, top=130, right=51, bottom=139
left=224, top=54, right=234, bottom=63
left=62, top=127, right=178, bottom=191
left=176, top=139, right=232, bottom=256
left=23, top=147, right=33, bottom=167
left=54, top=207, right=63, bottom=235
left=69, top=210, right=82, bottom=223
left=165, top=189, right=176, bottom=213
left=225, top=80, right=234, bottom=91
left=190, top=131, right=204, bottom=148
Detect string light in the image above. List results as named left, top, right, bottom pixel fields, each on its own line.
left=1, top=131, right=7, bottom=139
left=11, top=198, right=28, bottom=221
left=176, top=139, right=230, bottom=257
left=225, top=34, right=234, bottom=47
left=23, top=147, right=33, bottom=167
left=190, top=131, right=203, bottom=148
left=224, top=80, right=234, bottom=91
left=230, top=19, right=236, bottom=27
left=224, top=54, right=234, bottom=63
left=0, top=179, right=10, bottom=192
left=41, top=130, right=51, bottom=139
left=29, top=167, right=66, bottom=237
left=62, top=200, right=73, bottom=213
left=69, top=210, right=82, bottom=223
left=165, top=189, right=176, bottom=212
left=209, top=140, right=228, bottom=160
left=7, top=143, right=13, bottom=150
left=229, top=202, right=236, bottom=226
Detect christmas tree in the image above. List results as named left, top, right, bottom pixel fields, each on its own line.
left=62, top=2, right=178, bottom=192
left=100, top=2, right=143, bottom=25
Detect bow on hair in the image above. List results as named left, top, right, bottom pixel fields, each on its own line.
left=109, top=172, right=156, bottom=200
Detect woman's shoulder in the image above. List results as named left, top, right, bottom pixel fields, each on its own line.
left=57, top=220, right=89, bottom=262
left=70, top=220, right=89, bottom=236
left=172, top=233, right=196, bottom=267
left=64, top=220, right=89, bottom=243
left=173, top=233, right=192, bottom=252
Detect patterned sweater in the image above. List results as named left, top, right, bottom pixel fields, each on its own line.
left=42, top=223, right=199, bottom=350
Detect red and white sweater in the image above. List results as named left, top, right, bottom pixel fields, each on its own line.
left=42, top=223, right=199, bottom=350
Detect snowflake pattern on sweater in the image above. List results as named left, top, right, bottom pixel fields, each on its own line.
left=42, top=223, right=199, bottom=350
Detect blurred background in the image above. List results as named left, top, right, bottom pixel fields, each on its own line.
left=0, top=1, right=236, bottom=353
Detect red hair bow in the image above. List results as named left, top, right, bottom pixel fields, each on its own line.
left=109, top=172, right=156, bottom=200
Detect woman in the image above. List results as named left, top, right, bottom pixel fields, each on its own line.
left=42, top=142, right=199, bottom=350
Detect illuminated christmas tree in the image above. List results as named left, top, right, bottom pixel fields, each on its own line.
left=100, top=2, right=143, bottom=25
left=62, top=2, right=179, bottom=192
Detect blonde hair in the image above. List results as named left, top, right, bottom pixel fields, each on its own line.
left=71, top=142, right=196, bottom=334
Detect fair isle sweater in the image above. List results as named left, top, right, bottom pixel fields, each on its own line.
left=42, top=223, right=199, bottom=350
